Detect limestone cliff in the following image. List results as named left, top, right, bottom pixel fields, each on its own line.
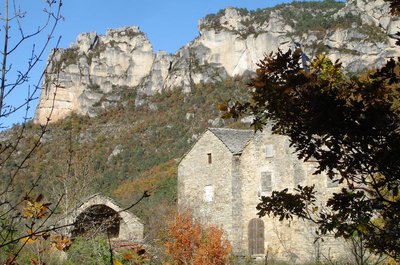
left=34, top=0, right=400, bottom=124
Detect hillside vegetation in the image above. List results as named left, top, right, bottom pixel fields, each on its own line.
left=200, top=0, right=382, bottom=39
left=1, top=0, right=397, bottom=263
left=1, top=77, right=250, bottom=242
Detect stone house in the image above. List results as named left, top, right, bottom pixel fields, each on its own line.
left=178, top=128, right=347, bottom=262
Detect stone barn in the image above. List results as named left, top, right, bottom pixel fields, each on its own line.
left=178, top=128, right=347, bottom=262
left=64, top=194, right=143, bottom=243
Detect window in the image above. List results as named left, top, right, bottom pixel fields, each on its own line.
left=265, top=144, right=274, bottom=158
left=294, top=165, right=305, bottom=187
left=248, top=218, right=265, bottom=255
left=207, top=153, right=212, bottom=164
left=204, top=185, right=214, bottom=202
left=260, top=172, right=272, bottom=193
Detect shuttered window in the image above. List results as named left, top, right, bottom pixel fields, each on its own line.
left=248, top=218, right=265, bottom=255
left=294, top=165, right=305, bottom=187
left=261, top=172, right=272, bottom=193
left=265, top=144, right=274, bottom=158
left=204, top=185, right=214, bottom=202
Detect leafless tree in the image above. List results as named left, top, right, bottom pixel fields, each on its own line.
left=0, top=2, right=152, bottom=264
left=0, top=0, right=63, bottom=263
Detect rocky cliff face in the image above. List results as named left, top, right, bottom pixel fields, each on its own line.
left=36, top=27, right=154, bottom=123
left=34, top=0, right=400, bottom=124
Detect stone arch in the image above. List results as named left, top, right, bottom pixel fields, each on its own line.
left=248, top=218, right=264, bottom=255
left=71, top=204, right=121, bottom=238
left=66, top=194, right=144, bottom=242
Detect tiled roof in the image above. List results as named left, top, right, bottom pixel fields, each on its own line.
left=209, top=128, right=254, bottom=154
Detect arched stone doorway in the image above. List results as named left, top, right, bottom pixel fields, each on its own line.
left=248, top=218, right=264, bottom=255
left=65, top=194, right=144, bottom=242
left=71, top=204, right=121, bottom=238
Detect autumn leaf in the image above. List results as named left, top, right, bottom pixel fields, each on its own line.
left=50, top=234, right=71, bottom=251
left=21, top=229, right=37, bottom=244
left=21, top=236, right=36, bottom=244
left=217, top=103, right=228, bottom=112
left=164, top=212, right=231, bottom=265
left=22, top=198, right=51, bottom=219
left=113, top=260, right=123, bottom=265
left=122, top=253, right=135, bottom=260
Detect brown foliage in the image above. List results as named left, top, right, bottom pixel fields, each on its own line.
left=193, top=226, right=232, bottom=265
left=164, top=212, right=231, bottom=265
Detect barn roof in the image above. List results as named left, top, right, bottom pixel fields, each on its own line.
left=208, top=128, right=254, bottom=155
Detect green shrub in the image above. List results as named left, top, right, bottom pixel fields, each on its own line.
left=65, top=236, right=118, bottom=265
left=52, top=47, right=79, bottom=72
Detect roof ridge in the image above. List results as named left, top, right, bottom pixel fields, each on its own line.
left=209, top=127, right=252, bottom=131
left=208, top=127, right=254, bottom=154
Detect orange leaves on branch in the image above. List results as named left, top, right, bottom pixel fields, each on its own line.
left=164, top=212, right=231, bottom=265
left=18, top=192, right=71, bottom=265
left=20, top=229, right=49, bottom=244
left=120, top=243, right=149, bottom=264
left=22, top=194, right=51, bottom=220
left=20, top=230, right=38, bottom=244
left=194, top=226, right=232, bottom=265
left=50, top=234, right=71, bottom=251
left=164, top=212, right=201, bottom=264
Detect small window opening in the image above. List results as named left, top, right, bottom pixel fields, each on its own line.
left=265, top=144, right=274, bottom=158
left=204, top=185, right=214, bottom=202
left=261, top=171, right=272, bottom=193
left=294, top=165, right=305, bottom=187
left=207, top=153, right=212, bottom=164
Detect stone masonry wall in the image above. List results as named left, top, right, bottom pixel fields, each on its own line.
left=179, top=127, right=361, bottom=261
left=64, top=194, right=144, bottom=242
left=178, top=131, right=236, bottom=244
left=239, top=129, right=346, bottom=262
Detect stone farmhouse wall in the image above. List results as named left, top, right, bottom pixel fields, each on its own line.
left=178, top=128, right=348, bottom=263
left=240, top=129, right=346, bottom=262
left=178, top=130, right=236, bottom=243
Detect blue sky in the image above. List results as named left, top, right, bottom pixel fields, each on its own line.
left=4, top=0, right=294, bottom=127
left=58, top=0, right=292, bottom=53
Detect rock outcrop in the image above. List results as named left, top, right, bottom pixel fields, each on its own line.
left=34, top=0, right=400, bottom=124
left=35, top=26, right=154, bottom=123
